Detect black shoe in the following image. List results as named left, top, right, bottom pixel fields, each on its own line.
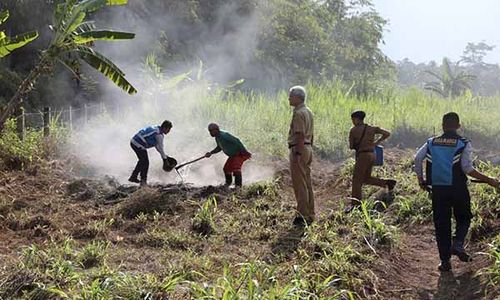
left=344, top=205, right=356, bottom=214
left=386, top=180, right=397, bottom=192
left=128, top=176, right=140, bottom=183
left=292, top=216, right=306, bottom=227
left=451, top=246, right=472, bottom=262
left=438, top=260, right=452, bottom=272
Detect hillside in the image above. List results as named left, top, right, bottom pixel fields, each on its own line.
left=0, top=150, right=498, bottom=299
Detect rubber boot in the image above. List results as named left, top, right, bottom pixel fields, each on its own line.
left=234, top=173, right=242, bottom=187
left=224, top=173, right=233, bottom=187
left=140, top=177, right=147, bottom=187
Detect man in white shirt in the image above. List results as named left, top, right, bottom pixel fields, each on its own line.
left=130, top=120, right=172, bottom=186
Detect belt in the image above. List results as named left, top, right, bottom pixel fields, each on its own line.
left=357, top=149, right=374, bottom=154
left=288, top=142, right=311, bottom=149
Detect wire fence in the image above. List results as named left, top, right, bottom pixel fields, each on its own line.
left=12, top=102, right=118, bottom=138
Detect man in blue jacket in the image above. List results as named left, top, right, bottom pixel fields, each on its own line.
left=129, top=120, right=173, bottom=186
left=414, top=112, right=499, bottom=271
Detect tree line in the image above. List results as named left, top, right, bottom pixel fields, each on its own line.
left=1, top=0, right=499, bottom=124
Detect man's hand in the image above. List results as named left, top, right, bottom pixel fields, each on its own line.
left=205, top=152, right=212, bottom=158
left=418, top=176, right=427, bottom=191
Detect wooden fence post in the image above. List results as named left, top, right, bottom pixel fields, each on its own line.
left=16, top=106, right=25, bottom=140
left=69, top=106, right=73, bottom=131
left=43, top=107, right=50, bottom=137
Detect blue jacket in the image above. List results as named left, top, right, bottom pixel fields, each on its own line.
left=131, top=126, right=162, bottom=149
left=425, top=132, right=469, bottom=187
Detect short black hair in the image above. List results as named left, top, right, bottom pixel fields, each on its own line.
left=161, top=120, right=172, bottom=129
left=442, top=112, right=460, bottom=127
left=351, top=110, right=366, bottom=120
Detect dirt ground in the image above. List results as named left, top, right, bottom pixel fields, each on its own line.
left=0, top=151, right=498, bottom=299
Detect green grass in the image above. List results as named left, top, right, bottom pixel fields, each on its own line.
left=101, top=81, right=500, bottom=161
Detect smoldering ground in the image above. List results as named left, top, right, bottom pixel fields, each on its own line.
left=69, top=1, right=275, bottom=186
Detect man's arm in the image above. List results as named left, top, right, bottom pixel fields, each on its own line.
left=205, top=145, right=221, bottom=158
left=349, top=128, right=355, bottom=150
left=375, top=127, right=391, bottom=145
left=292, top=113, right=306, bottom=155
left=414, top=143, right=428, bottom=189
left=461, top=142, right=500, bottom=188
left=155, top=134, right=168, bottom=159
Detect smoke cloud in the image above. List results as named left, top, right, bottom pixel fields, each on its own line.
left=70, top=1, right=275, bottom=186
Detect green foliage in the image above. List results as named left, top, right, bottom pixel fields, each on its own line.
left=481, top=234, right=500, bottom=288
left=0, top=118, right=43, bottom=170
left=192, top=196, right=218, bottom=236
left=0, top=10, right=38, bottom=58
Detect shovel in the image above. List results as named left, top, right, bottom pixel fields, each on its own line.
left=175, top=155, right=207, bottom=171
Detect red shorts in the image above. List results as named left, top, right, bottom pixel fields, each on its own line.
left=223, top=151, right=251, bottom=174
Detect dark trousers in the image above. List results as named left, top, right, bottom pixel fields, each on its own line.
left=432, top=186, right=472, bottom=261
left=131, top=143, right=149, bottom=181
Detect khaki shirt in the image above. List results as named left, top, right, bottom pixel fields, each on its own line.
left=288, top=103, right=314, bottom=146
left=349, top=124, right=383, bottom=152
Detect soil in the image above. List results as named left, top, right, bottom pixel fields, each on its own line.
left=0, top=150, right=498, bottom=299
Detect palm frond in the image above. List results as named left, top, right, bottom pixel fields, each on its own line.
left=0, top=10, right=9, bottom=25
left=75, top=46, right=137, bottom=94
left=0, top=31, right=39, bottom=58
left=73, top=30, right=135, bottom=44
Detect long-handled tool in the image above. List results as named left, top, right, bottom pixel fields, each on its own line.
left=423, top=179, right=497, bottom=198
left=175, top=155, right=207, bottom=171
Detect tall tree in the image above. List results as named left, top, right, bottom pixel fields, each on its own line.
left=0, top=0, right=137, bottom=131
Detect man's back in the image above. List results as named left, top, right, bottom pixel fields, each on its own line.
left=349, top=124, right=382, bottom=152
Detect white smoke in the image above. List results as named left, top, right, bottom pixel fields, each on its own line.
left=70, top=1, right=275, bottom=186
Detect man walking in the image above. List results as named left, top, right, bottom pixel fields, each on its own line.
left=288, top=86, right=315, bottom=227
left=205, top=123, right=251, bottom=188
left=414, top=112, right=499, bottom=271
left=345, top=110, right=396, bottom=213
left=129, top=120, right=173, bottom=186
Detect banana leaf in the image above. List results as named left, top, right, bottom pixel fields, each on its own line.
left=74, top=30, right=135, bottom=44
left=0, top=31, right=38, bottom=58
left=76, top=46, right=137, bottom=94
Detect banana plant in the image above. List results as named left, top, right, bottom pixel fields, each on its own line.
left=424, top=58, right=476, bottom=98
left=0, top=0, right=137, bottom=131
left=0, top=10, right=38, bottom=58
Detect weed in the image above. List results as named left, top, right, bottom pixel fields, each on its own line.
left=77, top=241, right=108, bottom=269
left=192, top=196, right=218, bottom=236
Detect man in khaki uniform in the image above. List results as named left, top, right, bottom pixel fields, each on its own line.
left=345, top=110, right=396, bottom=213
left=288, top=86, right=315, bottom=226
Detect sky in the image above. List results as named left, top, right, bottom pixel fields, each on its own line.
left=372, top=0, right=500, bottom=64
